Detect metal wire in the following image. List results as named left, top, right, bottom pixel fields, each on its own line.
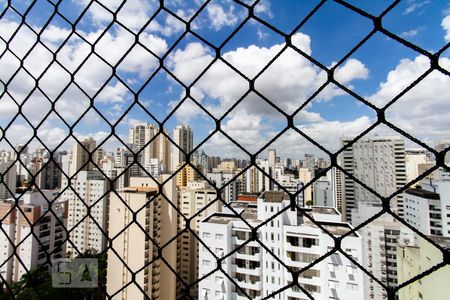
left=0, top=0, right=449, bottom=299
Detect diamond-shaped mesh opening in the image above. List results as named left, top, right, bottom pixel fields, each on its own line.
left=0, top=1, right=449, bottom=299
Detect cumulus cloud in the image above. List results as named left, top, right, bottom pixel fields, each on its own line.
left=168, top=32, right=368, bottom=119
left=369, top=55, right=450, bottom=143
left=206, top=2, right=239, bottom=30
left=442, top=15, right=450, bottom=42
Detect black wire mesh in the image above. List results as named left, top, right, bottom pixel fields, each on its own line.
left=0, top=0, right=449, bottom=299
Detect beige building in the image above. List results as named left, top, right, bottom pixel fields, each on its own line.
left=175, top=164, right=199, bottom=188
left=177, top=181, right=220, bottom=298
left=299, top=167, right=312, bottom=205
left=397, top=235, right=450, bottom=300
left=69, top=137, right=97, bottom=177
left=106, top=175, right=177, bottom=300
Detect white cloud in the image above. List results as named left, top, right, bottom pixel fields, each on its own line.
left=206, top=2, right=239, bottom=30
left=168, top=32, right=368, bottom=121
left=442, top=15, right=450, bottom=42
left=403, top=0, right=430, bottom=15
left=369, top=55, right=450, bottom=143
left=400, top=28, right=420, bottom=38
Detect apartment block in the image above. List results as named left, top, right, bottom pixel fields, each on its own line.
left=397, top=235, right=450, bottom=300
left=403, top=173, right=450, bottom=237
left=106, top=176, right=177, bottom=300
left=198, top=191, right=364, bottom=300
left=340, top=137, right=406, bottom=222
left=0, top=190, right=67, bottom=283
left=61, top=170, right=109, bottom=256
left=0, top=161, right=16, bottom=200
left=172, top=125, right=193, bottom=172
left=352, top=203, right=414, bottom=300
left=177, top=181, right=220, bottom=298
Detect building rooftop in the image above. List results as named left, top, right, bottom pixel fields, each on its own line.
left=119, top=186, right=158, bottom=194
left=261, top=191, right=290, bottom=203
left=404, top=187, right=440, bottom=200
left=310, top=206, right=339, bottom=215
left=427, top=235, right=450, bottom=250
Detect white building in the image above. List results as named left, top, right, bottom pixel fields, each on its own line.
left=0, top=190, right=67, bottom=283
left=340, top=137, right=406, bottom=222
left=207, top=171, right=241, bottom=202
left=61, top=170, right=108, bottom=256
left=403, top=174, right=450, bottom=237
left=198, top=191, right=365, bottom=300
left=352, top=203, right=414, bottom=300
left=172, top=125, right=193, bottom=172
left=314, top=177, right=334, bottom=208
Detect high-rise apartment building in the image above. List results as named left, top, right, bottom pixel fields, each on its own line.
left=403, top=172, right=450, bottom=237
left=61, top=170, right=109, bottom=256
left=199, top=191, right=364, bottom=300
left=69, top=137, right=97, bottom=177
left=106, top=176, right=177, bottom=300
left=172, top=125, right=193, bottom=172
left=352, top=203, right=414, bottom=300
left=405, top=148, right=432, bottom=185
left=340, top=137, right=406, bottom=221
left=128, top=123, right=171, bottom=174
left=0, top=190, right=67, bottom=283
left=177, top=181, right=220, bottom=298
left=0, top=161, right=16, bottom=200
left=299, top=167, right=313, bottom=205
left=175, top=164, right=199, bottom=188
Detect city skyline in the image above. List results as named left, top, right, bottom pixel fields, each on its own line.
left=0, top=1, right=449, bottom=299
left=0, top=1, right=449, bottom=159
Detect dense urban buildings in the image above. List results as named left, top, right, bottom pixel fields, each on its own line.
left=198, top=191, right=364, bottom=300
left=0, top=190, right=67, bottom=283
left=0, top=129, right=447, bottom=300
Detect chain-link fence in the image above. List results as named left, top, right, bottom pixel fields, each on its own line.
left=0, top=0, right=449, bottom=299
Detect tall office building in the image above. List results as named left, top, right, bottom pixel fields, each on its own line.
left=172, top=125, right=193, bottom=172
left=62, top=170, right=109, bottom=256
left=0, top=190, right=67, bottom=283
left=177, top=181, right=220, bottom=298
left=128, top=123, right=171, bottom=173
left=340, top=137, right=406, bottom=221
left=198, top=191, right=364, bottom=300
left=0, top=161, right=16, bottom=200
left=106, top=176, right=177, bottom=300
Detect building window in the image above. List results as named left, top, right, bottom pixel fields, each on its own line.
left=347, top=283, right=358, bottom=290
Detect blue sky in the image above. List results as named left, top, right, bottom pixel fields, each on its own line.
left=0, top=0, right=449, bottom=159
